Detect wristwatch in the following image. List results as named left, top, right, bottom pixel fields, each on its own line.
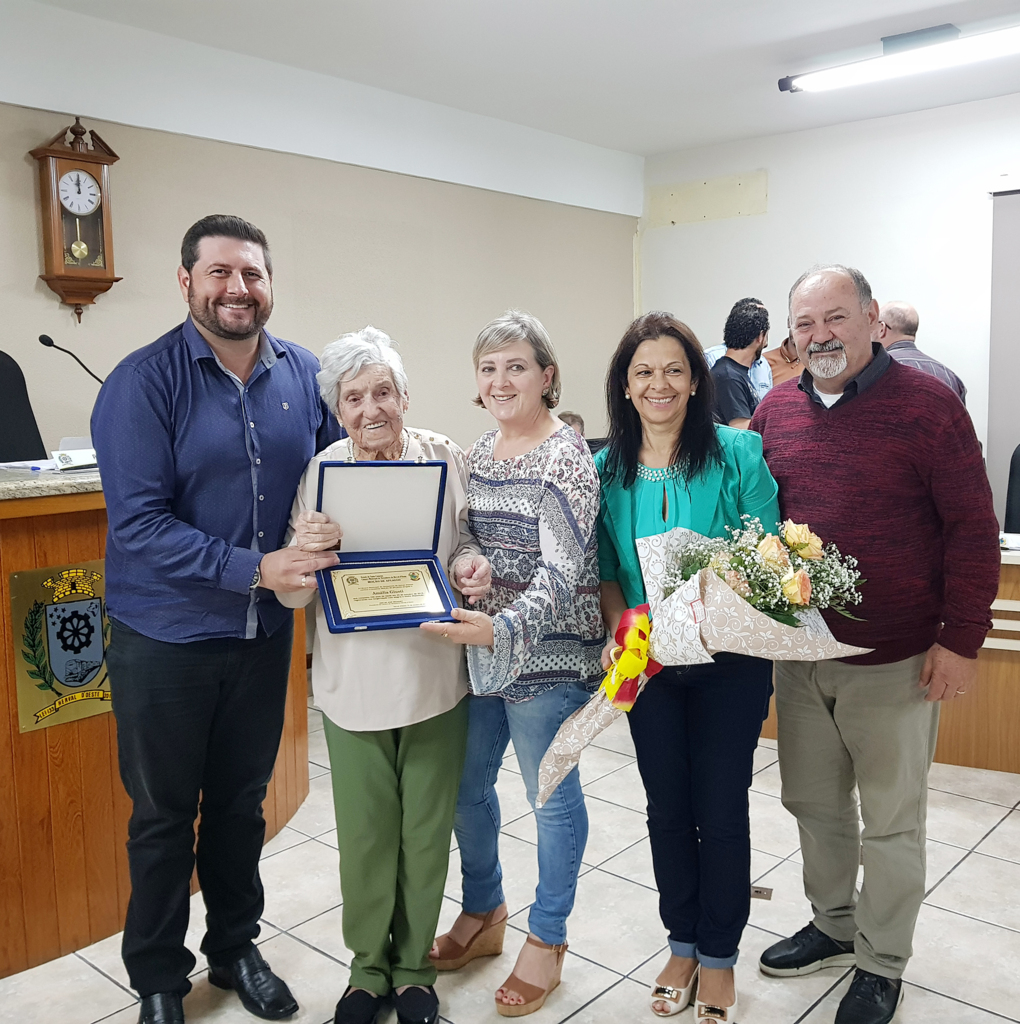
left=250, top=565, right=262, bottom=590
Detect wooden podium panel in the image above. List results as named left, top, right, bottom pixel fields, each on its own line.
left=0, top=494, right=309, bottom=980
left=759, top=558, right=1020, bottom=776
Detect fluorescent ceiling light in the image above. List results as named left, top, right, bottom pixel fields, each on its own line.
left=780, top=24, right=1020, bottom=93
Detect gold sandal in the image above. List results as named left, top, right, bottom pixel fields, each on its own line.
left=430, top=906, right=507, bottom=971
left=494, top=935, right=567, bottom=1018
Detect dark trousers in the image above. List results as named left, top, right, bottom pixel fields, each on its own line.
left=627, top=654, right=772, bottom=966
left=107, top=615, right=293, bottom=997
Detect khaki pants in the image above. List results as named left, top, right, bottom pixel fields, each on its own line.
left=774, top=654, right=938, bottom=979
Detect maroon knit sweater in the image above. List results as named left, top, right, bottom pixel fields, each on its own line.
left=751, top=360, right=1000, bottom=665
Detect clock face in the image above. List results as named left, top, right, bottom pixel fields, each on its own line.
left=58, top=169, right=102, bottom=215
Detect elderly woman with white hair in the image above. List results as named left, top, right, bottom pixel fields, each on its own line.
left=276, top=326, right=491, bottom=1024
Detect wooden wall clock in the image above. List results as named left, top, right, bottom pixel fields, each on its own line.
left=31, top=117, right=121, bottom=322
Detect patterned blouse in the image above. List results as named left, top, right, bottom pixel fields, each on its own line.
left=466, top=423, right=605, bottom=702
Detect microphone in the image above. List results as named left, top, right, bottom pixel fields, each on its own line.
left=38, top=335, right=105, bottom=385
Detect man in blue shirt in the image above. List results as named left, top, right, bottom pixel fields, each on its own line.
left=92, top=216, right=341, bottom=1024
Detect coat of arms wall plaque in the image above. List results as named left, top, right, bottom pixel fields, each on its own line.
left=10, top=559, right=111, bottom=732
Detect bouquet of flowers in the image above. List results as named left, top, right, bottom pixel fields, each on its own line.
left=534, top=520, right=868, bottom=807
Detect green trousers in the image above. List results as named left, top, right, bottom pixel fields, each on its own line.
left=323, top=697, right=468, bottom=995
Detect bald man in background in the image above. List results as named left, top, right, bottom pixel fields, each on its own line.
left=875, top=302, right=967, bottom=405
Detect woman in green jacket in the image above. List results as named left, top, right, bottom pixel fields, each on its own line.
left=597, top=312, right=780, bottom=1023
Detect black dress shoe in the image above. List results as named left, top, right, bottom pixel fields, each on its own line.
left=392, top=985, right=439, bottom=1024
left=333, top=986, right=384, bottom=1024
left=759, top=922, right=856, bottom=977
left=835, top=970, right=903, bottom=1024
left=208, top=947, right=298, bottom=1020
left=138, top=992, right=184, bottom=1024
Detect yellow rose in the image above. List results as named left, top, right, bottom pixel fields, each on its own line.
left=783, top=520, right=824, bottom=560
left=757, top=533, right=791, bottom=572
left=781, top=569, right=812, bottom=606
left=723, top=569, right=753, bottom=599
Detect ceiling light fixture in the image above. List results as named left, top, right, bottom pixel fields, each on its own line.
left=779, top=22, right=1020, bottom=93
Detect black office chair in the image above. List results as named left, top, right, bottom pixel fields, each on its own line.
left=0, top=350, right=46, bottom=461
left=1005, top=442, right=1020, bottom=533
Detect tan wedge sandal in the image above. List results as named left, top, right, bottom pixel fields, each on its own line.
left=430, top=906, right=507, bottom=971
left=494, top=935, right=567, bottom=1018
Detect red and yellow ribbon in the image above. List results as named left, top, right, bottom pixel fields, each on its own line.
left=601, top=604, right=663, bottom=711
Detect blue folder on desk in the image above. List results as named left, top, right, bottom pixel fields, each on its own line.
left=314, top=460, right=458, bottom=633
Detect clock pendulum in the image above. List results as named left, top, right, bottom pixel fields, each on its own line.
left=70, top=218, right=88, bottom=261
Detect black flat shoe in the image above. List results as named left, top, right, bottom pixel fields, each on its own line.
left=759, top=922, right=856, bottom=977
left=392, top=985, right=439, bottom=1024
left=208, top=947, right=298, bottom=1020
left=835, top=970, right=904, bottom=1024
left=333, top=986, right=383, bottom=1024
left=138, top=992, right=185, bottom=1024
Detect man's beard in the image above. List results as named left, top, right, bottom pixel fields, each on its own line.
left=807, top=341, right=848, bottom=380
left=188, top=286, right=273, bottom=342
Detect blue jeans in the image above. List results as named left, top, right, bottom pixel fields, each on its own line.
left=453, top=682, right=591, bottom=945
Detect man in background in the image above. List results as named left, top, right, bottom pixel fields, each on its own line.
left=705, top=298, right=772, bottom=403
left=711, top=297, right=770, bottom=428
left=93, top=215, right=341, bottom=1024
left=559, top=410, right=585, bottom=436
left=876, top=301, right=966, bottom=404
left=763, top=333, right=803, bottom=388
left=752, top=265, right=998, bottom=1024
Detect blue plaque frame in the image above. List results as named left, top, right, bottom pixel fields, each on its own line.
left=314, top=460, right=458, bottom=632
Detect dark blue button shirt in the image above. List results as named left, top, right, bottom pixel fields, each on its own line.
left=92, top=318, right=339, bottom=643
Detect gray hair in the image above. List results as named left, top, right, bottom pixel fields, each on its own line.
left=788, top=264, right=873, bottom=313
left=880, top=301, right=919, bottom=337
left=317, top=325, right=408, bottom=414
left=472, top=310, right=561, bottom=409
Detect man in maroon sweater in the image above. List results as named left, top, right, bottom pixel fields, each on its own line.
left=750, top=266, right=999, bottom=1024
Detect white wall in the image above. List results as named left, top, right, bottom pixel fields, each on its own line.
left=640, top=92, right=1020, bottom=445
left=0, top=0, right=643, bottom=217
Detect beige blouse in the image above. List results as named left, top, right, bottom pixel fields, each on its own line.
left=277, top=429, right=480, bottom=732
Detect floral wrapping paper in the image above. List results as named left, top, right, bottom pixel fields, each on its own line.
left=535, top=528, right=870, bottom=806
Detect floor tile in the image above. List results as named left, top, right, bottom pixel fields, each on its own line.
left=0, top=951, right=135, bottom=1024
left=433, top=943, right=618, bottom=1024
left=580, top=762, right=647, bottom=814
left=307, top=727, right=331, bottom=769
left=753, top=744, right=780, bottom=774
left=259, top=837, right=342, bottom=930
left=261, top=825, right=313, bottom=860
left=758, top=736, right=778, bottom=750
left=801, top=974, right=1011, bottom=1023
left=905, top=903, right=1020, bottom=1019
left=495, top=768, right=536, bottom=826
left=927, top=761, right=1020, bottom=807
left=308, top=762, right=331, bottom=781
left=750, top=762, right=783, bottom=799
left=749, top=791, right=802, bottom=858
left=577, top=744, right=634, bottom=787
left=556, top=868, right=666, bottom=975
left=597, top=836, right=656, bottom=890
left=924, top=839, right=970, bottom=891
left=287, top=773, right=337, bottom=839
left=588, top=714, right=635, bottom=757
left=924, top=789, right=1011, bottom=850
left=444, top=832, right=542, bottom=919
left=315, top=830, right=339, bottom=850
left=307, top=707, right=324, bottom=735
left=925, top=851, right=1020, bottom=931
left=561, top=976, right=652, bottom=1022
left=974, top=808, right=1020, bottom=863
left=501, top=750, right=521, bottom=774
left=747, top=858, right=815, bottom=940
left=289, top=904, right=353, bottom=966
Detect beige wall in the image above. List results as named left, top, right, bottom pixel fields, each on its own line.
left=1, top=102, right=636, bottom=451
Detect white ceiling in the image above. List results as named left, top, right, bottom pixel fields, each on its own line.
left=37, top=0, right=1020, bottom=156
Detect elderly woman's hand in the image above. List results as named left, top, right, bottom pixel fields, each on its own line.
left=453, top=555, right=492, bottom=605
left=601, top=639, right=621, bottom=671
left=420, top=607, right=495, bottom=646
left=294, top=509, right=343, bottom=552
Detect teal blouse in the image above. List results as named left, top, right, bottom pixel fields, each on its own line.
left=596, top=425, right=781, bottom=609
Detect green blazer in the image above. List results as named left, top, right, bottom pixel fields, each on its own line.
left=595, top=425, right=781, bottom=609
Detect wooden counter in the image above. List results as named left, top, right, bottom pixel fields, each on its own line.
left=760, top=553, right=1020, bottom=775
left=0, top=478, right=309, bottom=980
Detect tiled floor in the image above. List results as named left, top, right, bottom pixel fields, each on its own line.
left=5, top=700, right=1020, bottom=1024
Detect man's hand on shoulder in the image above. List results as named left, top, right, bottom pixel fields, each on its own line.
left=258, top=547, right=340, bottom=593
left=919, top=642, right=978, bottom=702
